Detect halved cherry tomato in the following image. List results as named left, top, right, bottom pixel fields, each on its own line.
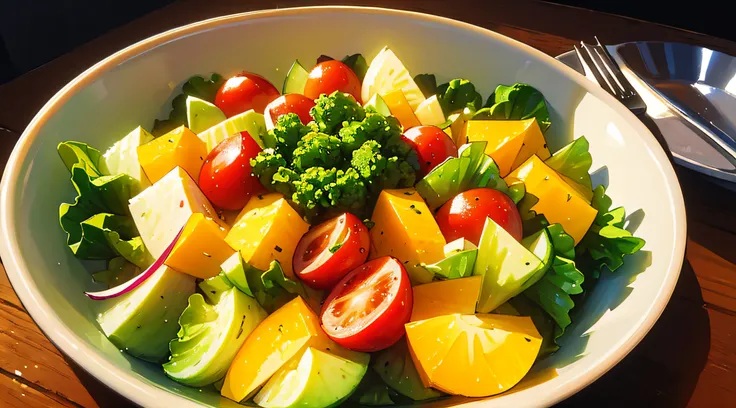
left=401, top=125, right=458, bottom=177
left=435, top=187, right=523, bottom=245
left=198, top=132, right=264, bottom=210
left=215, top=72, right=280, bottom=117
left=293, top=213, right=370, bottom=290
left=304, top=60, right=362, bottom=102
left=321, top=256, right=412, bottom=352
left=264, top=94, right=316, bottom=128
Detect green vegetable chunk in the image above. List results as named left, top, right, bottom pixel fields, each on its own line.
left=521, top=223, right=585, bottom=348
left=92, top=257, right=140, bottom=289
left=545, top=136, right=593, bottom=190
left=163, top=279, right=267, bottom=387
left=152, top=73, right=225, bottom=136
left=342, top=53, right=369, bottom=81
left=57, top=142, right=149, bottom=263
left=413, top=73, right=438, bottom=98
left=436, top=78, right=483, bottom=116
left=372, top=339, right=444, bottom=401
left=415, top=142, right=509, bottom=210
left=475, top=83, right=551, bottom=131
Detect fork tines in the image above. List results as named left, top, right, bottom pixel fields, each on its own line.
left=574, top=38, right=647, bottom=115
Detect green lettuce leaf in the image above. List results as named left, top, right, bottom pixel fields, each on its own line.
left=92, top=257, right=141, bottom=288
left=244, top=261, right=323, bottom=313
left=577, top=185, right=646, bottom=277
left=522, top=224, right=584, bottom=347
left=545, top=136, right=593, bottom=190
left=152, top=73, right=225, bottom=136
left=415, top=142, right=509, bottom=210
left=58, top=142, right=149, bottom=264
left=414, top=74, right=438, bottom=98
left=507, top=179, right=526, bottom=205
left=436, top=79, right=483, bottom=116
left=474, top=83, right=551, bottom=131
left=342, top=54, right=369, bottom=81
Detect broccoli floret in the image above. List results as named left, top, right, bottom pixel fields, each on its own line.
left=291, top=132, right=344, bottom=172
left=381, top=156, right=417, bottom=190
left=250, top=148, right=288, bottom=187
left=271, top=167, right=299, bottom=197
left=351, top=140, right=387, bottom=180
left=263, top=113, right=312, bottom=161
left=327, top=168, right=368, bottom=210
left=311, top=91, right=366, bottom=134
left=292, top=167, right=338, bottom=210
left=337, top=121, right=369, bottom=154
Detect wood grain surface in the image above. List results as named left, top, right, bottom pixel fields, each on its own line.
left=1, top=0, right=735, bottom=407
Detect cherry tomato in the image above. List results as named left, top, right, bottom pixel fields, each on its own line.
left=293, top=213, right=370, bottom=290
left=321, top=256, right=412, bottom=352
left=304, top=60, right=362, bottom=102
left=264, top=94, right=315, bottom=128
left=215, top=72, right=280, bottom=117
left=401, top=126, right=458, bottom=177
left=198, top=132, right=265, bottom=210
left=435, top=187, right=523, bottom=245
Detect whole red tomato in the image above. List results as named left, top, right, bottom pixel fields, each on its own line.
left=198, top=132, right=264, bottom=210
left=435, top=187, right=523, bottom=245
left=321, top=256, right=412, bottom=352
left=293, top=212, right=370, bottom=290
left=215, top=72, right=280, bottom=117
left=401, top=126, right=458, bottom=177
left=304, top=60, right=362, bottom=102
left=264, top=94, right=315, bottom=128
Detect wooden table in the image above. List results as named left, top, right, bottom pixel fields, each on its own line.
left=1, top=0, right=735, bottom=406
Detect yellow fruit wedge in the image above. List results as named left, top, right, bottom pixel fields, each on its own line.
left=464, top=121, right=526, bottom=177
left=509, top=118, right=551, bottom=170
left=369, top=188, right=446, bottom=285
left=221, top=297, right=361, bottom=402
left=383, top=89, right=421, bottom=130
left=410, top=276, right=482, bottom=321
left=506, top=155, right=596, bottom=244
left=405, top=313, right=542, bottom=397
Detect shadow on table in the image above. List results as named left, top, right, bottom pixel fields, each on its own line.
left=66, top=359, right=139, bottom=408
left=557, top=260, right=710, bottom=407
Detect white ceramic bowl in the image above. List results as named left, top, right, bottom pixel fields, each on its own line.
left=0, top=6, right=686, bottom=408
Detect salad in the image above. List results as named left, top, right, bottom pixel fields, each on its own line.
left=57, top=47, right=645, bottom=406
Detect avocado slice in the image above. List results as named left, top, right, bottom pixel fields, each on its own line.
left=282, top=59, right=309, bottom=95
left=163, top=279, right=267, bottom=387
left=197, top=109, right=267, bottom=150
left=422, top=238, right=478, bottom=280
left=372, top=338, right=444, bottom=401
left=96, top=265, right=195, bottom=363
left=473, top=217, right=551, bottom=313
left=186, top=95, right=226, bottom=134
left=254, top=347, right=369, bottom=408
left=364, top=93, right=391, bottom=117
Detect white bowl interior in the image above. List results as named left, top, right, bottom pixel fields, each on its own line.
left=0, top=7, right=685, bottom=408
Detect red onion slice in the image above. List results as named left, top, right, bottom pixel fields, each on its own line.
left=85, top=227, right=184, bottom=300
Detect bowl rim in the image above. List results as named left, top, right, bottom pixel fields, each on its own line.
left=0, top=5, right=687, bottom=407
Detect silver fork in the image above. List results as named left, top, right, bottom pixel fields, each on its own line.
left=575, top=37, right=647, bottom=116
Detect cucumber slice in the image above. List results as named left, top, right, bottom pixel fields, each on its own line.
left=283, top=59, right=309, bottom=95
